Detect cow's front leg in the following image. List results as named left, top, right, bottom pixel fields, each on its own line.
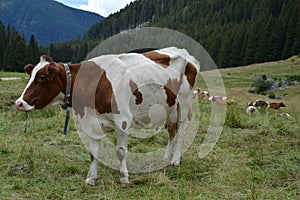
left=85, top=139, right=100, bottom=186
left=116, top=129, right=129, bottom=184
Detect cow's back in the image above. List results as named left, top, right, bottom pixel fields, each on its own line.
left=89, top=47, right=199, bottom=129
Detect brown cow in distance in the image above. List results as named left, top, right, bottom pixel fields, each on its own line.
left=268, top=102, right=286, bottom=109
left=247, top=100, right=269, bottom=108
left=208, top=96, right=237, bottom=105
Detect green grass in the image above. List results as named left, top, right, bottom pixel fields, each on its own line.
left=0, top=71, right=28, bottom=78
left=1, top=57, right=300, bottom=199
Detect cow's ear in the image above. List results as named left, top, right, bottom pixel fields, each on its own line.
left=41, top=55, right=53, bottom=63
left=46, top=63, right=58, bottom=81
left=24, top=64, right=35, bottom=75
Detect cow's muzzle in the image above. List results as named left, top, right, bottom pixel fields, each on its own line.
left=15, top=99, right=34, bottom=111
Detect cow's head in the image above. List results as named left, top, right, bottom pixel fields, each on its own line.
left=279, top=102, right=286, bottom=107
left=15, top=55, right=65, bottom=111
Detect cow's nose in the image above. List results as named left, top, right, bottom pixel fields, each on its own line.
left=15, top=100, right=24, bottom=110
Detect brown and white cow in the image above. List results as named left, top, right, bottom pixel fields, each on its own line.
left=192, top=88, right=209, bottom=99
left=246, top=106, right=257, bottom=116
left=15, top=47, right=200, bottom=186
left=247, top=100, right=269, bottom=108
left=192, top=88, right=201, bottom=99
left=208, top=96, right=237, bottom=105
left=268, top=102, right=286, bottom=109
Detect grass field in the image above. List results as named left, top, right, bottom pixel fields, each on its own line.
left=0, top=56, right=299, bottom=199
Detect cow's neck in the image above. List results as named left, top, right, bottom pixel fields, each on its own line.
left=61, top=63, right=80, bottom=107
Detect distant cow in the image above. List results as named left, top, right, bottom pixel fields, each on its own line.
left=192, top=88, right=209, bottom=99
left=276, top=112, right=291, bottom=118
left=246, top=106, right=257, bottom=116
left=268, top=102, right=286, bottom=109
left=247, top=100, right=268, bottom=107
left=15, top=47, right=200, bottom=186
left=208, top=96, right=237, bottom=105
left=192, top=88, right=201, bottom=99
left=200, top=90, right=209, bottom=98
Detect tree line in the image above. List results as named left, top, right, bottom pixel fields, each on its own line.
left=0, top=19, right=98, bottom=72
left=1, top=0, right=300, bottom=71
left=153, top=0, right=300, bottom=67
left=0, top=20, right=42, bottom=72
left=85, top=0, right=300, bottom=68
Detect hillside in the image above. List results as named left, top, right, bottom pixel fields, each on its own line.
left=0, top=0, right=103, bottom=45
left=198, top=55, right=300, bottom=114
left=84, top=0, right=300, bottom=68
left=0, top=55, right=299, bottom=199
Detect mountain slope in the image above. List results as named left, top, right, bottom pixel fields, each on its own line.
left=84, top=0, right=300, bottom=68
left=0, top=0, right=104, bottom=45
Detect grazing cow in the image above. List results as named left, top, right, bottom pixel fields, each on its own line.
left=246, top=106, right=257, bottom=116
left=276, top=112, right=291, bottom=118
left=247, top=100, right=269, bottom=107
left=192, top=88, right=209, bottom=99
left=208, top=96, right=237, bottom=105
left=202, top=95, right=210, bottom=101
left=268, top=102, right=286, bottom=109
left=192, top=88, right=201, bottom=99
left=15, top=47, right=200, bottom=186
left=199, top=90, right=209, bottom=98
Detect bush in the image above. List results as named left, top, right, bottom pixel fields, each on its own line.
left=268, top=92, right=276, bottom=99
left=286, top=74, right=300, bottom=85
left=255, top=79, right=273, bottom=94
left=278, top=78, right=282, bottom=87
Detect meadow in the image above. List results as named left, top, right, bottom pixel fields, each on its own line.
left=0, top=56, right=299, bottom=199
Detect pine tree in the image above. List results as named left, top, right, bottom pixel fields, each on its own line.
left=292, top=2, right=300, bottom=55
left=282, top=1, right=298, bottom=58
left=3, top=30, right=18, bottom=71
left=72, top=41, right=88, bottom=63
left=49, top=44, right=58, bottom=60
left=15, top=35, right=28, bottom=72
left=231, top=24, right=246, bottom=67
left=244, top=23, right=257, bottom=65
left=254, top=18, right=268, bottom=63
left=265, top=17, right=283, bottom=61
left=0, top=20, right=6, bottom=70
left=28, top=34, right=39, bottom=64
left=218, top=30, right=233, bottom=67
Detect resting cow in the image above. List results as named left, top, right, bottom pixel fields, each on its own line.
left=268, top=102, right=286, bottom=109
left=208, top=96, right=237, bottom=105
left=15, top=47, right=200, bottom=185
left=192, top=88, right=201, bottom=99
left=247, top=100, right=269, bottom=107
left=192, top=88, right=209, bottom=99
left=246, top=106, right=257, bottom=116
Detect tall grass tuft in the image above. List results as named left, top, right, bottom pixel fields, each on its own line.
left=225, top=105, right=242, bottom=128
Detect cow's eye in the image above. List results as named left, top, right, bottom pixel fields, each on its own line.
left=38, top=75, right=46, bottom=82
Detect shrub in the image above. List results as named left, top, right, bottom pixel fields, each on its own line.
left=286, top=74, right=300, bottom=85
left=255, top=79, right=273, bottom=94
left=268, top=92, right=276, bottom=99
left=278, top=78, right=282, bottom=87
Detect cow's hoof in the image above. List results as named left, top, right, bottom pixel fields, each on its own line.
left=85, top=178, right=95, bottom=186
left=120, top=177, right=130, bottom=185
left=171, top=159, right=180, bottom=167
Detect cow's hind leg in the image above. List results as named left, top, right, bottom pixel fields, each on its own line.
left=85, top=139, right=100, bottom=186
left=172, top=103, right=190, bottom=166
left=116, top=129, right=129, bottom=184
left=164, top=123, right=177, bottom=162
